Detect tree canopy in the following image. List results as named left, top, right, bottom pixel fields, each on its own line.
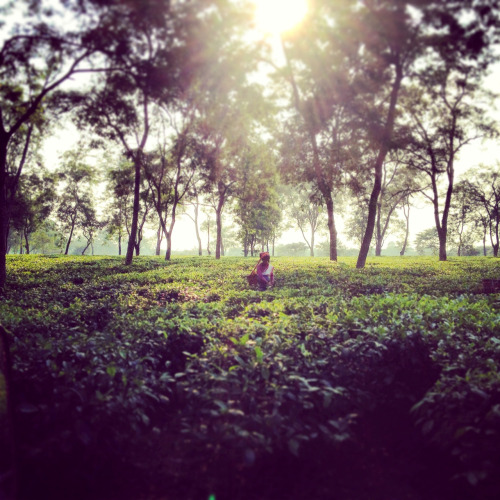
left=1, top=0, right=500, bottom=289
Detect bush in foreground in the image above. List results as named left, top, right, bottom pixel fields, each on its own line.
left=1, top=255, right=500, bottom=499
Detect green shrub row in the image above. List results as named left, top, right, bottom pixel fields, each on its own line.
left=1, top=255, right=500, bottom=499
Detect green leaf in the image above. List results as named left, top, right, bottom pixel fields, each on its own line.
left=255, top=346, right=263, bottom=362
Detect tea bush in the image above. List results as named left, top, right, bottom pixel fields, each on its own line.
left=1, top=255, right=500, bottom=499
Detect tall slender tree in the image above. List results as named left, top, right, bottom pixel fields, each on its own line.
left=374, top=152, right=422, bottom=256
left=184, top=1, right=269, bottom=259
left=144, top=120, right=198, bottom=261
left=75, top=0, right=207, bottom=264
left=55, top=148, right=96, bottom=254
left=405, top=66, right=496, bottom=261
left=233, top=146, right=281, bottom=257
left=285, top=184, right=325, bottom=257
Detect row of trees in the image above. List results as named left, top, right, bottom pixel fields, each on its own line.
left=2, top=0, right=500, bottom=290
left=10, top=145, right=499, bottom=260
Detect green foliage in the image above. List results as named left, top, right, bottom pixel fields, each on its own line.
left=2, top=255, right=500, bottom=499
left=415, top=226, right=440, bottom=255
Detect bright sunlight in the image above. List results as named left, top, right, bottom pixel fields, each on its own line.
left=253, top=0, right=308, bottom=35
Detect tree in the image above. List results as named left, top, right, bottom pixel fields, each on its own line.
left=75, top=0, right=206, bottom=265
left=0, top=0, right=132, bottom=288
left=9, top=166, right=57, bottom=254
left=466, top=166, right=500, bottom=257
left=374, top=153, right=422, bottom=256
left=144, top=108, right=198, bottom=261
left=187, top=1, right=268, bottom=260
left=344, top=150, right=419, bottom=256
left=357, top=0, right=500, bottom=266
left=55, top=148, right=96, bottom=255
left=29, top=220, right=64, bottom=255
left=233, top=145, right=281, bottom=257
left=449, top=181, right=482, bottom=256
left=405, top=64, right=497, bottom=261
left=108, top=160, right=155, bottom=258
left=185, top=177, right=204, bottom=256
left=415, top=227, right=440, bottom=256
left=276, top=241, right=308, bottom=257
left=279, top=0, right=414, bottom=267
left=274, top=33, right=351, bottom=262
left=105, top=158, right=134, bottom=256
left=345, top=203, right=370, bottom=249
left=281, top=0, right=500, bottom=268
left=200, top=208, right=215, bottom=256
left=80, top=204, right=104, bottom=256
left=399, top=194, right=413, bottom=256
left=285, top=184, right=324, bottom=257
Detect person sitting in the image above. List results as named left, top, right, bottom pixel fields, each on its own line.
left=256, top=252, right=274, bottom=291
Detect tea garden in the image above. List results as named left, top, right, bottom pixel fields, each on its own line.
left=1, top=255, right=500, bottom=499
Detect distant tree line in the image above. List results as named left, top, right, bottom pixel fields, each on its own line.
left=2, top=0, right=500, bottom=290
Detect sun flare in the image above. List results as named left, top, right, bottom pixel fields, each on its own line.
left=253, top=0, right=308, bottom=35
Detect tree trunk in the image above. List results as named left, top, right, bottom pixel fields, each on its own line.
left=156, top=222, right=162, bottom=256
left=165, top=232, right=172, bottom=260
left=206, top=220, right=211, bottom=256
left=437, top=120, right=458, bottom=262
left=325, top=195, right=337, bottom=261
left=118, top=206, right=123, bottom=256
left=437, top=228, right=447, bottom=261
left=65, top=219, right=76, bottom=255
left=357, top=63, right=403, bottom=269
left=0, top=137, right=9, bottom=290
left=165, top=198, right=179, bottom=261
left=375, top=198, right=383, bottom=256
left=491, top=218, right=499, bottom=256
left=243, top=231, right=249, bottom=257
left=310, top=227, right=315, bottom=257
left=215, top=182, right=225, bottom=260
left=193, top=203, right=202, bottom=256
left=81, top=241, right=91, bottom=255
left=492, top=220, right=499, bottom=257
left=400, top=201, right=410, bottom=256
left=310, top=133, right=338, bottom=261
left=125, top=155, right=141, bottom=265
left=282, top=37, right=338, bottom=262
left=165, top=221, right=174, bottom=261
left=438, top=198, right=452, bottom=261
left=23, top=229, right=30, bottom=255
left=358, top=167, right=383, bottom=266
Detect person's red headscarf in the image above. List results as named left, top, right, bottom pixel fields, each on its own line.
left=260, top=252, right=270, bottom=260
